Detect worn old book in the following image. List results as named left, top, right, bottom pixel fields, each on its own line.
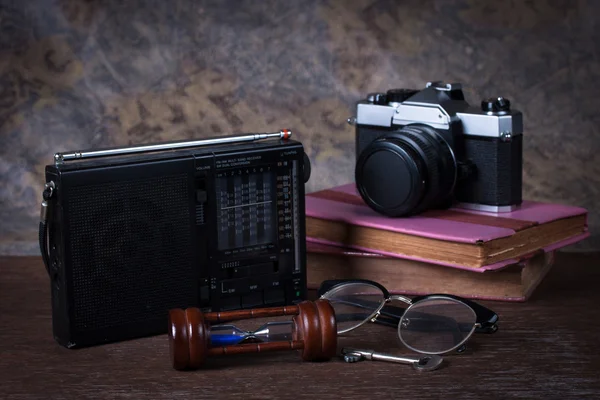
left=305, top=183, right=589, bottom=270
left=306, top=241, right=557, bottom=302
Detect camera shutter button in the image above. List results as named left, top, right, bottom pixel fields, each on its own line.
left=367, top=92, right=387, bottom=105
left=481, top=97, right=510, bottom=112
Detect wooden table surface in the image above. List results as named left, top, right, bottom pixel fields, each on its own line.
left=1, top=253, right=600, bottom=399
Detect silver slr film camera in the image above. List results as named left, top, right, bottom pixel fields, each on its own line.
left=352, top=81, right=523, bottom=217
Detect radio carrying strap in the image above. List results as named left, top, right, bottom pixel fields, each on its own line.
left=39, top=181, right=55, bottom=276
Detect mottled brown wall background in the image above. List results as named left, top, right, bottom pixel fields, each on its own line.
left=1, top=0, right=598, bottom=255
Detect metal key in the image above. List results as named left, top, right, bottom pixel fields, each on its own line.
left=341, top=347, right=443, bottom=372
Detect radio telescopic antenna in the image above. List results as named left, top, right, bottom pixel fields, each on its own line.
left=53, top=129, right=292, bottom=165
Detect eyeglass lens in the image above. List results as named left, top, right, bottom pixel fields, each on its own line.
left=321, top=282, right=386, bottom=333
left=398, top=297, right=477, bottom=354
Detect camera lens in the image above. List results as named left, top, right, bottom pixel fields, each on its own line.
left=355, top=125, right=457, bottom=217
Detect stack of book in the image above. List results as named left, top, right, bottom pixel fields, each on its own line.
left=304, top=183, right=589, bottom=302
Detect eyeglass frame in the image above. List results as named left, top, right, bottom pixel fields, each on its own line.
left=317, top=279, right=499, bottom=353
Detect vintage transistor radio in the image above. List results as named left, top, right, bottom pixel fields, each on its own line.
left=39, top=130, right=311, bottom=348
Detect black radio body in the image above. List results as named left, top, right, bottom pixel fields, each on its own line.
left=41, top=132, right=310, bottom=348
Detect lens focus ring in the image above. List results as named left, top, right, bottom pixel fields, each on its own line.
left=396, top=128, right=441, bottom=215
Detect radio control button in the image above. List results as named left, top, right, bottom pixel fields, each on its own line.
left=221, top=280, right=239, bottom=294
left=264, top=288, right=285, bottom=305
left=242, top=292, right=263, bottom=309
left=220, top=296, right=241, bottom=311
left=267, top=280, right=282, bottom=288
left=246, top=279, right=261, bottom=292
left=196, top=189, right=207, bottom=203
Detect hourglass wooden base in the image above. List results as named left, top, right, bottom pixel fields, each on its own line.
left=168, top=299, right=338, bottom=370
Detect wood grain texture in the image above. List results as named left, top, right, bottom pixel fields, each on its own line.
left=1, top=254, right=600, bottom=399
left=204, top=305, right=301, bottom=323
left=0, top=0, right=599, bottom=255
left=168, top=301, right=336, bottom=370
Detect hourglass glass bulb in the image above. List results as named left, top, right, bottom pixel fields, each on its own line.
left=209, top=321, right=294, bottom=347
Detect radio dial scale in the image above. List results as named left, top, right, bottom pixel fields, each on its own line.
left=193, top=144, right=307, bottom=313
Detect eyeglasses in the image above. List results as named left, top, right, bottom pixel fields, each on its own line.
left=317, top=279, right=499, bottom=355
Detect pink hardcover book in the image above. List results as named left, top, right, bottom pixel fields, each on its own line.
left=305, top=183, right=589, bottom=271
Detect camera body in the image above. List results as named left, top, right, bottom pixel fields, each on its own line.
left=43, top=132, right=309, bottom=348
left=353, top=81, right=523, bottom=217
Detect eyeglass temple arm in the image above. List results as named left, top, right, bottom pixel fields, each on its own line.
left=316, top=280, right=498, bottom=333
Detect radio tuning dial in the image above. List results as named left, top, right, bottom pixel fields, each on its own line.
left=303, top=152, right=311, bottom=183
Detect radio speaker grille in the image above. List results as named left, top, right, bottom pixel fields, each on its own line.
left=65, top=174, right=195, bottom=333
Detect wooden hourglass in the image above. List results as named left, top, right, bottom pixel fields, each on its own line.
left=168, top=299, right=337, bottom=370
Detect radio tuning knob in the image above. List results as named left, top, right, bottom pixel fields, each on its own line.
left=303, top=152, right=311, bottom=183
